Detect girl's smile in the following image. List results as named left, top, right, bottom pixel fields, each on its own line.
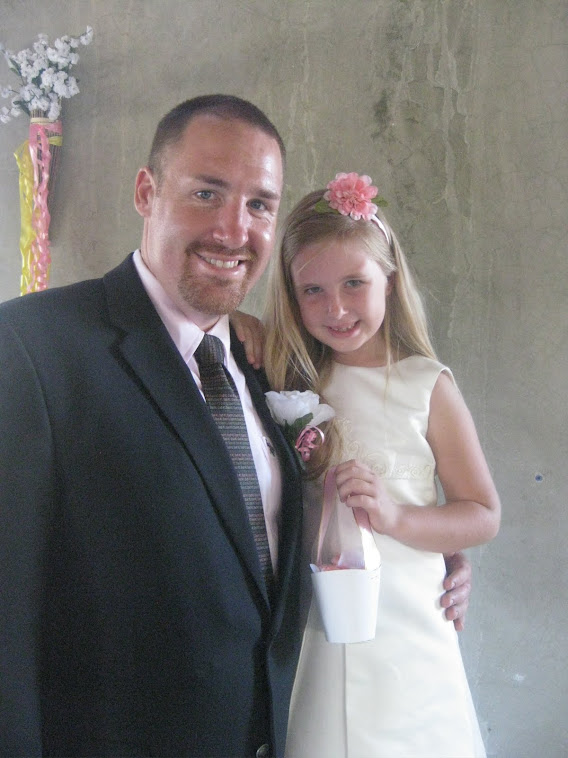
left=291, top=237, right=392, bottom=367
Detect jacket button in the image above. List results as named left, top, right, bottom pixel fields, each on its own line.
left=256, top=744, right=270, bottom=758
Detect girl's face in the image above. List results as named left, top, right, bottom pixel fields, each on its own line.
left=291, top=237, right=392, bottom=366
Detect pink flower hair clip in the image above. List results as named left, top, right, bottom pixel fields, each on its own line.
left=325, top=172, right=378, bottom=220
left=315, top=172, right=391, bottom=244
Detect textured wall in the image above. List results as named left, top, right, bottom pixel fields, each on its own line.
left=1, top=1, right=566, bottom=755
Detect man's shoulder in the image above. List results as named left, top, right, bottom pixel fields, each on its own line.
left=0, top=277, right=99, bottom=319
left=0, top=255, right=134, bottom=324
left=0, top=279, right=103, bottom=324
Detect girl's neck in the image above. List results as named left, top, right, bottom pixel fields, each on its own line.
left=332, top=335, right=389, bottom=368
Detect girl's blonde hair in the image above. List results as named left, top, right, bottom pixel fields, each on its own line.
left=264, top=189, right=437, bottom=476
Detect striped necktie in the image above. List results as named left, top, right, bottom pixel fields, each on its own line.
left=194, top=334, right=273, bottom=595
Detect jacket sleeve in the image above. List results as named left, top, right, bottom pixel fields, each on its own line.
left=0, top=318, right=55, bottom=755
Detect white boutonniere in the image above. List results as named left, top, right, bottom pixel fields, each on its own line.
left=265, top=390, right=335, bottom=466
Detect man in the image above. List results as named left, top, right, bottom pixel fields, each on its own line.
left=0, top=95, right=471, bottom=757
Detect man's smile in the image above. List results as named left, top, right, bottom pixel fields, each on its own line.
left=200, top=255, right=241, bottom=269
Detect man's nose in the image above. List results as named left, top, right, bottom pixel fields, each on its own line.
left=211, top=200, right=249, bottom=249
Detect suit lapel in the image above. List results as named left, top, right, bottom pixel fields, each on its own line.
left=103, top=256, right=269, bottom=604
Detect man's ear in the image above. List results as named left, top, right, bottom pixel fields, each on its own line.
left=134, top=167, right=155, bottom=218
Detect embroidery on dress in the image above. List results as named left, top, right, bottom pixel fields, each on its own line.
left=335, top=416, right=434, bottom=480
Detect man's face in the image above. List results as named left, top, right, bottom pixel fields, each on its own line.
left=135, top=114, right=283, bottom=330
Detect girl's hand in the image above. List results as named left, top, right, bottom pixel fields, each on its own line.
left=229, top=310, right=265, bottom=369
left=441, top=551, right=472, bottom=631
left=334, top=459, right=399, bottom=536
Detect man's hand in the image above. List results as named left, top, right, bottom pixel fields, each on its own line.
left=441, top=551, right=472, bottom=631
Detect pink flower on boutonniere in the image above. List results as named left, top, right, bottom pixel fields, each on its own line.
left=265, top=390, right=335, bottom=468
left=324, top=172, right=379, bottom=221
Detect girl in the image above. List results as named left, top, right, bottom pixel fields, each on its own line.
left=263, top=173, right=500, bottom=758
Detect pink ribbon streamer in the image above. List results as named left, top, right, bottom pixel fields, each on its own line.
left=27, top=119, right=62, bottom=293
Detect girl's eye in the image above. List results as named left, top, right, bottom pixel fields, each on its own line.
left=345, top=279, right=364, bottom=288
left=304, top=286, right=322, bottom=295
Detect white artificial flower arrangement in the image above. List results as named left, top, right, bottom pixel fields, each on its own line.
left=0, top=26, right=93, bottom=124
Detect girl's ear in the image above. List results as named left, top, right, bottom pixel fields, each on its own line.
left=386, top=273, right=395, bottom=296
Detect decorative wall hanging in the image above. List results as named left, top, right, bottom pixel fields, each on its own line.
left=1, top=27, right=93, bottom=294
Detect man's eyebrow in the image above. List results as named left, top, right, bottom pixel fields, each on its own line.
left=192, top=174, right=281, bottom=202
left=193, top=174, right=229, bottom=188
left=256, top=187, right=281, bottom=202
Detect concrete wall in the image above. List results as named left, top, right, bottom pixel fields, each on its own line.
left=1, top=1, right=566, bottom=754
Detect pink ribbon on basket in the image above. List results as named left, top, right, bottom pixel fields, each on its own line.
left=314, top=466, right=379, bottom=571
left=27, top=119, right=62, bottom=292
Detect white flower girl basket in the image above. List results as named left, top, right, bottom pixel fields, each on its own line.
left=310, top=467, right=381, bottom=643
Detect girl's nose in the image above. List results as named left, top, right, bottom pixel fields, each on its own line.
left=327, top=293, right=347, bottom=318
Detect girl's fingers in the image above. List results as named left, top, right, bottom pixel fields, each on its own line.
left=229, top=311, right=265, bottom=368
left=335, top=460, right=377, bottom=502
left=337, top=480, right=375, bottom=504
left=243, top=326, right=261, bottom=368
left=335, top=459, right=373, bottom=484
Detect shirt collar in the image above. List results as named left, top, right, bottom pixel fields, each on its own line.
left=132, top=249, right=231, bottom=364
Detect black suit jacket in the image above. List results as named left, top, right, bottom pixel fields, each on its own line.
left=0, top=255, right=304, bottom=757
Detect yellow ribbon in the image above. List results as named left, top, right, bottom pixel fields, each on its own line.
left=14, top=140, right=36, bottom=296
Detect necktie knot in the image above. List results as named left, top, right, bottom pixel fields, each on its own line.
left=195, top=334, right=225, bottom=367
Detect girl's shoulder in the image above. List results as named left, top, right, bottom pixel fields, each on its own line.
left=392, top=354, right=455, bottom=392
left=329, top=355, right=454, bottom=400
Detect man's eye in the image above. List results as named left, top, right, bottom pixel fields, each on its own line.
left=249, top=199, right=267, bottom=211
left=196, top=190, right=214, bottom=200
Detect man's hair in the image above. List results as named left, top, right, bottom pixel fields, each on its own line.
left=147, top=94, right=286, bottom=184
